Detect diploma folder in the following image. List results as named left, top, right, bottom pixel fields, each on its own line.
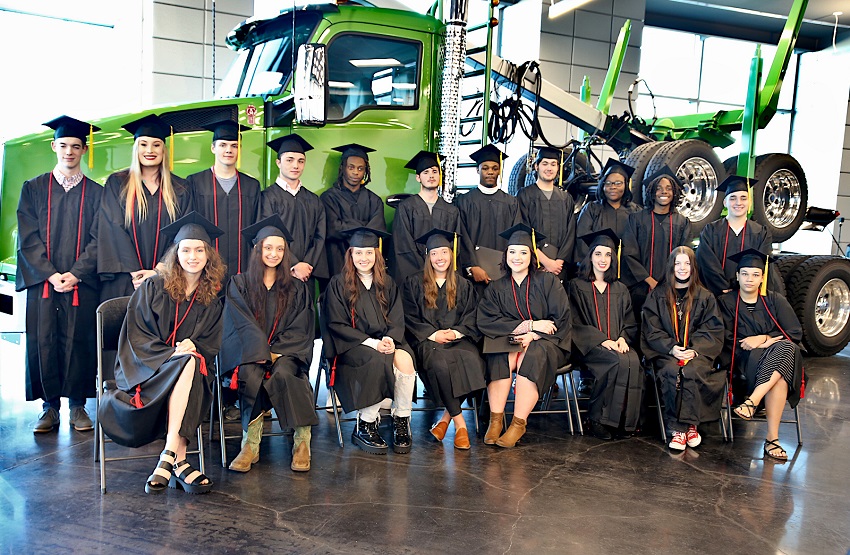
left=482, top=336, right=523, bottom=354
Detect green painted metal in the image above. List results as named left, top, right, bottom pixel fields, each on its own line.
left=596, top=20, right=630, bottom=116
left=649, top=0, right=808, bottom=148
left=480, top=0, right=496, bottom=146
left=738, top=45, right=762, bottom=180
left=577, top=76, right=592, bottom=141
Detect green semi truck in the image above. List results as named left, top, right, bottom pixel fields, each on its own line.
left=1, top=0, right=848, bottom=356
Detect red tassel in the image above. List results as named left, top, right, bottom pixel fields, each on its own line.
left=264, top=371, right=271, bottom=380
left=800, top=367, right=806, bottom=399
left=131, top=384, right=143, bottom=408
left=230, top=367, right=239, bottom=390
left=193, top=353, right=208, bottom=376
left=72, top=285, right=79, bottom=307
left=42, top=281, right=49, bottom=299
left=329, top=357, right=337, bottom=387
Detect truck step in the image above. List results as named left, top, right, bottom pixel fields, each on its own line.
left=463, top=69, right=485, bottom=78
left=462, top=92, right=484, bottom=101
left=459, top=139, right=482, bottom=146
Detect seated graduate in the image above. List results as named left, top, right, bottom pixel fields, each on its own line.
left=323, top=226, right=417, bottom=455
left=568, top=228, right=641, bottom=441
left=476, top=224, right=571, bottom=448
left=401, top=229, right=486, bottom=450
left=641, top=246, right=725, bottom=451
left=98, top=212, right=225, bottom=495
left=718, top=249, right=804, bottom=461
left=221, top=215, right=319, bottom=473
left=574, top=159, right=640, bottom=263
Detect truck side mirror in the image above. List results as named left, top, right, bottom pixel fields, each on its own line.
left=294, top=43, right=327, bottom=126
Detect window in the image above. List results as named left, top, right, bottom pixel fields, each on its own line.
left=326, top=34, right=421, bottom=120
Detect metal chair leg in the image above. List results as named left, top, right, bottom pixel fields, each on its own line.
left=649, top=368, right=666, bottom=443
left=472, top=395, right=479, bottom=435
left=794, top=405, right=803, bottom=445
left=331, top=387, right=344, bottom=448
left=197, top=426, right=206, bottom=476
left=569, top=371, right=584, bottom=435
left=217, top=368, right=228, bottom=467
left=99, top=423, right=107, bottom=494
left=562, top=374, right=574, bottom=435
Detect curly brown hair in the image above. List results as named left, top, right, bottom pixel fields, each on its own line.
left=160, top=240, right=226, bottom=304
left=343, top=247, right=391, bottom=324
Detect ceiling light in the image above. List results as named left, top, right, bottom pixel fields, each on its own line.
left=393, top=83, right=417, bottom=90
left=548, top=0, right=592, bottom=19
left=349, top=58, right=402, bottom=67
left=329, top=81, right=355, bottom=88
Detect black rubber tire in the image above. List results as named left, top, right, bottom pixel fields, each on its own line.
left=786, top=256, right=850, bottom=357
left=508, top=153, right=536, bottom=197
left=622, top=141, right=667, bottom=208
left=722, top=156, right=737, bottom=178
left=773, top=254, right=809, bottom=285
left=752, top=154, right=808, bottom=243
left=645, top=139, right=725, bottom=238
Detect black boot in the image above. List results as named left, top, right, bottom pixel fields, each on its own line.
left=392, top=416, right=412, bottom=454
left=352, top=418, right=388, bottom=455
left=588, top=419, right=613, bottom=440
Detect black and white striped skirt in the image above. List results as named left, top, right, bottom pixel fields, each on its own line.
left=755, top=340, right=796, bottom=389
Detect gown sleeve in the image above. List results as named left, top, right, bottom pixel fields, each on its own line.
left=453, top=278, right=481, bottom=340
left=385, top=279, right=407, bottom=345
left=221, top=276, right=272, bottom=371
left=402, top=276, right=439, bottom=344
left=476, top=279, right=523, bottom=338
left=116, top=279, right=177, bottom=388
left=770, top=292, right=802, bottom=342
left=556, top=194, right=576, bottom=263
left=640, top=287, right=677, bottom=360
left=303, top=196, right=326, bottom=269
left=325, top=277, right=372, bottom=353
left=97, top=174, right=143, bottom=275
left=568, top=280, right=609, bottom=355
left=621, top=212, right=649, bottom=284
left=271, top=281, right=315, bottom=367
left=688, top=290, right=724, bottom=359
left=696, top=223, right=728, bottom=296
left=15, top=179, right=56, bottom=290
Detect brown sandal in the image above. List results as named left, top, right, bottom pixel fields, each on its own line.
left=763, top=439, right=788, bottom=461
left=734, top=398, right=757, bottom=420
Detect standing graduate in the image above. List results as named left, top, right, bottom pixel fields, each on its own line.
left=516, top=147, right=576, bottom=284
left=260, top=134, right=327, bottom=284
left=97, top=114, right=192, bottom=301
left=718, top=249, right=803, bottom=461
left=16, top=116, right=102, bottom=433
left=97, top=212, right=225, bottom=494
left=221, top=215, right=318, bottom=473
left=621, top=166, right=692, bottom=317
left=323, top=227, right=417, bottom=455
left=390, top=150, right=465, bottom=283
left=696, top=175, right=784, bottom=296
left=574, top=159, right=640, bottom=262
left=454, top=144, right=519, bottom=288
left=568, top=228, right=641, bottom=440
left=320, top=143, right=386, bottom=279
left=402, top=229, right=486, bottom=450
left=476, top=224, right=571, bottom=448
left=187, top=119, right=261, bottom=288
left=641, top=247, right=725, bottom=451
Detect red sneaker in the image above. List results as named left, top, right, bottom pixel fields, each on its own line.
left=669, top=431, right=687, bottom=451
left=686, top=425, right=701, bottom=448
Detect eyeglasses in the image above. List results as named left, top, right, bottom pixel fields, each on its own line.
left=603, top=180, right=625, bottom=187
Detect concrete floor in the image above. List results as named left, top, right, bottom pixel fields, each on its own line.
left=0, top=334, right=847, bottom=555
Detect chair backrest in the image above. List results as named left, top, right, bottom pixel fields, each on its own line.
left=96, top=296, right=131, bottom=382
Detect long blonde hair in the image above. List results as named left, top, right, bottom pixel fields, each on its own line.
left=122, top=138, right=180, bottom=228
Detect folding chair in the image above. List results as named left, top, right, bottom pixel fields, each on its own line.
left=567, top=366, right=591, bottom=435
left=501, top=364, right=574, bottom=434
left=721, top=381, right=803, bottom=445
left=95, top=296, right=205, bottom=494
left=645, top=366, right=668, bottom=443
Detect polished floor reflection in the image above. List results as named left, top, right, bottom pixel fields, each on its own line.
left=0, top=335, right=847, bottom=554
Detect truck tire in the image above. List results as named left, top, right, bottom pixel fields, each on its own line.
left=622, top=141, right=666, bottom=208
left=722, top=156, right=737, bottom=178
left=752, top=154, right=808, bottom=243
left=786, top=256, right=850, bottom=356
left=508, top=149, right=591, bottom=213
left=645, top=139, right=725, bottom=237
left=773, top=254, right=809, bottom=285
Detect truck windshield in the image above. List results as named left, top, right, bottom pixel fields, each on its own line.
left=217, top=12, right=321, bottom=99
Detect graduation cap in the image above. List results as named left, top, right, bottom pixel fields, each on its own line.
left=332, top=143, right=375, bottom=161
left=241, top=215, right=294, bottom=246
left=728, top=248, right=772, bottom=295
left=122, top=114, right=172, bottom=141
left=44, top=115, right=101, bottom=169
left=580, top=228, right=622, bottom=278
left=342, top=226, right=391, bottom=251
left=499, top=223, right=546, bottom=268
left=644, top=164, right=680, bottom=186
left=717, top=174, right=755, bottom=196
left=415, top=228, right=459, bottom=270
left=203, top=119, right=250, bottom=142
left=533, top=146, right=562, bottom=164
left=405, top=150, right=440, bottom=174
left=470, top=144, right=508, bottom=165
left=599, top=158, right=635, bottom=181
left=161, top=211, right=224, bottom=245
left=267, top=134, right=313, bottom=157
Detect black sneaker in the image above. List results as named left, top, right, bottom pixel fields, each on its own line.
left=352, top=418, right=388, bottom=455
left=33, top=407, right=59, bottom=433
left=392, top=416, right=412, bottom=454
left=588, top=419, right=612, bottom=441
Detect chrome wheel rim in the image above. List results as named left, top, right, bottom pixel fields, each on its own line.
left=675, top=157, right=719, bottom=222
left=815, top=278, right=850, bottom=338
left=762, top=169, right=803, bottom=229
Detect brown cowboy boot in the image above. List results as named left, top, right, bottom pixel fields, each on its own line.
left=229, top=414, right=262, bottom=472
left=495, top=416, right=527, bottom=448
left=291, top=425, right=312, bottom=472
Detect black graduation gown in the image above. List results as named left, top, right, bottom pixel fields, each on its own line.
left=322, top=273, right=414, bottom=413
left=16, top=172, right=102, bottom=401
left=641, top=286, right=725, bottom=428
left=573, top=200, right=640, bottom=262
left=718, top=291, right=804, bottom=408
left=402, top=272, right=486, bottom=408
left=516, top=183, right=576, bottom=283
left=260, top=184, right=328, bottom=280
left=454, top=187, right=520, bottom=274
left=568, top=279, right=642, bottom=430
left=621, top=209, right=692, bottom=316
left=221, top=274, right=318, bottom=430
left=186, top=169, right=261, bottom=288
left=97, top=276, right=222, bottom=448
left=476, top=272, right=571, bottom=396
left=390, top=195, right=464, bottom=283
left=696, top=219, right=784, bottom=297
left=320, top=183, right=386, bottom=278
left=97, top=171, right=191, bottom=301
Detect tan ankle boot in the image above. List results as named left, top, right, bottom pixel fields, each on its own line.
left=496, top=416, right=527, bottom=448
left=291, top=425, right=312, bottom=472
left=229, top=415, right=262, bottom=472
left=484, top=412, right=504, bottom=445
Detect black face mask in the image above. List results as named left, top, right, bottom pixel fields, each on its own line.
left=675, top=276, right=690, bottom=284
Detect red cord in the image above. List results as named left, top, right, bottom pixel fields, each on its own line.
left=43, top=175, right=87, bottom=306
left=42, top=175, right=53, bottom=300
left=211, top=169, right=244, bottom=273
left=721, top=221, right=747, bottom=271
left=131, top=186, right=163, bottom=270
left=72, top=178, right=87, bottom=306
left=165, top=289, right=199, bottom=346
left=510, top=275, right=533, bottom=321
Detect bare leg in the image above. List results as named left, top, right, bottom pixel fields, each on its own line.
left=164, top=358, right=208, bottom=484
left=439, top=410, right=451, bottom=425
left=393, top=349, right=415, bottom=375
left=487, top=379, right=512, bottom=413
left=513, top=375, right=539, bottom=420
left=763, top=379, right=788, bottom=441
left=747, top=370, right=784, bottom=406
left=451, top=413, right=467, bottom=430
